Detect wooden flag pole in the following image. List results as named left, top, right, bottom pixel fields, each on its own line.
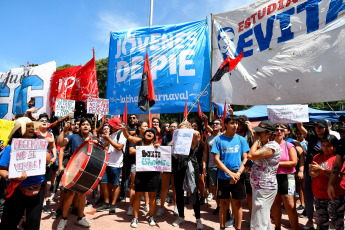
left=95, top=114, right=98, bottom=130
left=148, top=103, right=152, bottom=128
left=183, top=81, right=211, bottom=122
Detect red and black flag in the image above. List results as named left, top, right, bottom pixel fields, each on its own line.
left=138, top=53, right=155, bottom=112
left=183, top=100, right=188, bottom=119
left=123, top=99, right=128, bottom=125
left=211, top=51, right=243, bottom=82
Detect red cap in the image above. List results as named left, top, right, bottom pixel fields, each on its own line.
left=108, top=118, right=122, bottom=129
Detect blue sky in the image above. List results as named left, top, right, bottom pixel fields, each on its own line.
left=0, top=0, right=256, bottom=72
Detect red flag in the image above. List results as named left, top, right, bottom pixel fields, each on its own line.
left=222, top=101, right=227, bottom=125
left=27, top=62, right=29, bottom=67
left=183, top=100, right=188, bottom=118
left=198, top=101, right=202, bottom=119
left=138, top=53, right=155, bottom=112
left=123, top=99, right=128, bottom=125
left=211, top=51, right=243, bottom=82
left=76, top=49, right=99, bottom=101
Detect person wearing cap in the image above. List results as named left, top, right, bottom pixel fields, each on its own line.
left=297, top=120, right=330, bottom=229
left=56, top=118, right=95, bottom=229
left=0, top=117, right=52, bottom=230
left=212, top=115, right=250, bottom=230
left=310, top=135, right=345, bottom=230
left=247, top=120, right=281, bottom=230
left=96, top=117, right=126, bottom=215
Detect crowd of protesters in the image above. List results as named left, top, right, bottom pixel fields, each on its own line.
left=0, top=102, right=345, bottom=230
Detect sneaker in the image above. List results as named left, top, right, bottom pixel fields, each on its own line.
left=130, top=217, right=138, bottom=228
left=71, top=207, right=79, bottom=216
left=127, top=206, right=134, bottom=216
left=109, top=205, right=116, bottom=214
left=52, top=209, right=62, bottom=219
left=225, top=217, right=234, bottom=228
left=300, top=209, right=307, bottom=218
left=57, top=218, right=68, bottom=230
left=196, top=219, right=203, bottom=229
left=303, top=221, right=315, bottom=230
left=173, top=206, right=179, bottom=216
left=156, top=207, right=165, bottom=217
left=43, top=205, right=52, bottom=214
left=172, top=217, right=185, bottom=227
left=185, top=196, right=190, bottom=204
left=296, top=204, right=305, bottom=212
left=75, top=217, right=90, bottom=228
left=144, top=204, right=150, bottom=212
left=96, top=203, right=110, bottom=212
left=200, top=196, right=205, bottom=205
left=149, top=216, right=157, bottom=226
left=207, top=193, right=213, bottom=201
left=213, top=205, right=220, bottom=215
left=156, top=198, right=161, bottom=206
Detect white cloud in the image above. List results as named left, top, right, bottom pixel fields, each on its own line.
left=95, top=11, right=141, bottom=41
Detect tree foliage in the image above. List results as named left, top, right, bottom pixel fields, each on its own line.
left=95, top=57, right=108, bottom=98
left=56, top=64, right=75, bottom=71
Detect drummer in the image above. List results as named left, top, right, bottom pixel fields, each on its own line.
left=56, top=118, right=95, bottom=230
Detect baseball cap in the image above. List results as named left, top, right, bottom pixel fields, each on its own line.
left=108, top=118, right=122, bottom=129
left=315, top=119, right=328, bottom=128
left=253, top=121, right=275, bottom=132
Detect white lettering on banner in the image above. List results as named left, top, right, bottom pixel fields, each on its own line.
left=9, top=138, right=48, bottom=179
left=136, top=146, right=172, bottom=172
left=118, top=90, right=189, bottom=103
left=55, top=99, right=75, bottom=117
left=267, top=105, right=309, bottom=123
left=172, top=129, right=194, bottom=156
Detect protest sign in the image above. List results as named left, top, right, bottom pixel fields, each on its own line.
left=55, top=98, right=75, bottom=117
left=136, top=146, right=171, bottom=172
left=0, top=61, right=56, bottom=120
left=212, top=0, right=345, bottom=105
left=172, top=129, right=194, bottom=155
left=87, top=98, right=109, bottom=115
left=0, top=119, right=14, bottom=145
left=9, top=138, right=48, bottom=179
left=107, top=19, right=211, bottom=114
left=267, top=105, right=309, bottom=123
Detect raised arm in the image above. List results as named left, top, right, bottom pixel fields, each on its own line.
left=57, top=121, right=70, bottom=147
left=297, top=123, right=308, bottom=139
left=248, top=140, right=275, bottom=160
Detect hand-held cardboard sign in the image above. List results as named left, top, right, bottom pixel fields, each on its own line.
left=9, top=138, right=48, bottom=179
left=55, top=98, right=75, bottom=117
left=86, top=98, right=109, bottom=115
left=172, top=129, right=194, bottom=156
left=136, top=146, right=172, bottom=172
left=267, top=104, right=309, bottom=123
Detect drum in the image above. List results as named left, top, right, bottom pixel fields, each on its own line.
left=62, top=140, right=108, bottom=195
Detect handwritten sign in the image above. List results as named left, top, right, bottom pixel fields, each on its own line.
left=0, top=119, right=14, bottom=145
left=9, top=138, right=48, bottom=178
left=87, top=98, right=109, bottom=115
left=55, top=98, right=75, bottom=117
left=136, top=146, right=171, bottom=172
left=172, top=129, right=194, bottom=155
left=267, top=105, right=309, bottom=123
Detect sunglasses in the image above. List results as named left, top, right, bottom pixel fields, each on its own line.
left=275, top=129, right=284, bottom=132
left=129, top=117, right=136, bottom=120
left=213, top=122, right=221, bottom=125
left=39, top=119, right=48, bottom=123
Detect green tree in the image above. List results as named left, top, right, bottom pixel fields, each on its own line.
left=96, top=57, right=108, bottom=98
left=56, top=64, right=75, bottom=71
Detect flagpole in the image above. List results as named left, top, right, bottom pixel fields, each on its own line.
left=149, top=0, right=154, bottom=27
left=148, top=103, right=152, bottom=128
left=183, top=81, right=211, bottom=122
left=210, top=13, right=214, bottom=122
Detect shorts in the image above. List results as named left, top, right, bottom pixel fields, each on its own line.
left=130, top=164, right=136, bottom=174
left=277, top=174, right=295, bottom=195
left=208, top=167, right=218, bottom=186
left=217, top=178, right=246, bottom=200
left=100, top=166, right=122, bottom=185
left=243, top=171, right=252, bottom=195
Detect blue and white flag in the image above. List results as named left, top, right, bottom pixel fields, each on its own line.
left=106, top=19, right=211, bottom=114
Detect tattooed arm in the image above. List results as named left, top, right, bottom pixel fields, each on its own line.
left=248, top=140, right=275, bottom=160
left=328, top=154, right=343, bottom=200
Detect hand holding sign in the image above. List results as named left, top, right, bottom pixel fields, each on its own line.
left=172, top=129, right=194, bottom=155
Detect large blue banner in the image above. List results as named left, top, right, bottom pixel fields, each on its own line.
left=106, top=19, right=211, bottom=115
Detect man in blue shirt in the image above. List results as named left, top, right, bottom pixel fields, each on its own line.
left=212, top=115, right=249, bottom=230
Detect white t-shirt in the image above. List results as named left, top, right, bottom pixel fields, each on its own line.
left=108, top=130, right=126, bottom=168
left=330, top=130, right=341, bottom=140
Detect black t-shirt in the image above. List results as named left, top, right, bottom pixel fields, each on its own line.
left=306, top=131, right=323, bottom=165
left=336, top=138, right=345, bottom=159
left=128, top=141, right=136, bottom=165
